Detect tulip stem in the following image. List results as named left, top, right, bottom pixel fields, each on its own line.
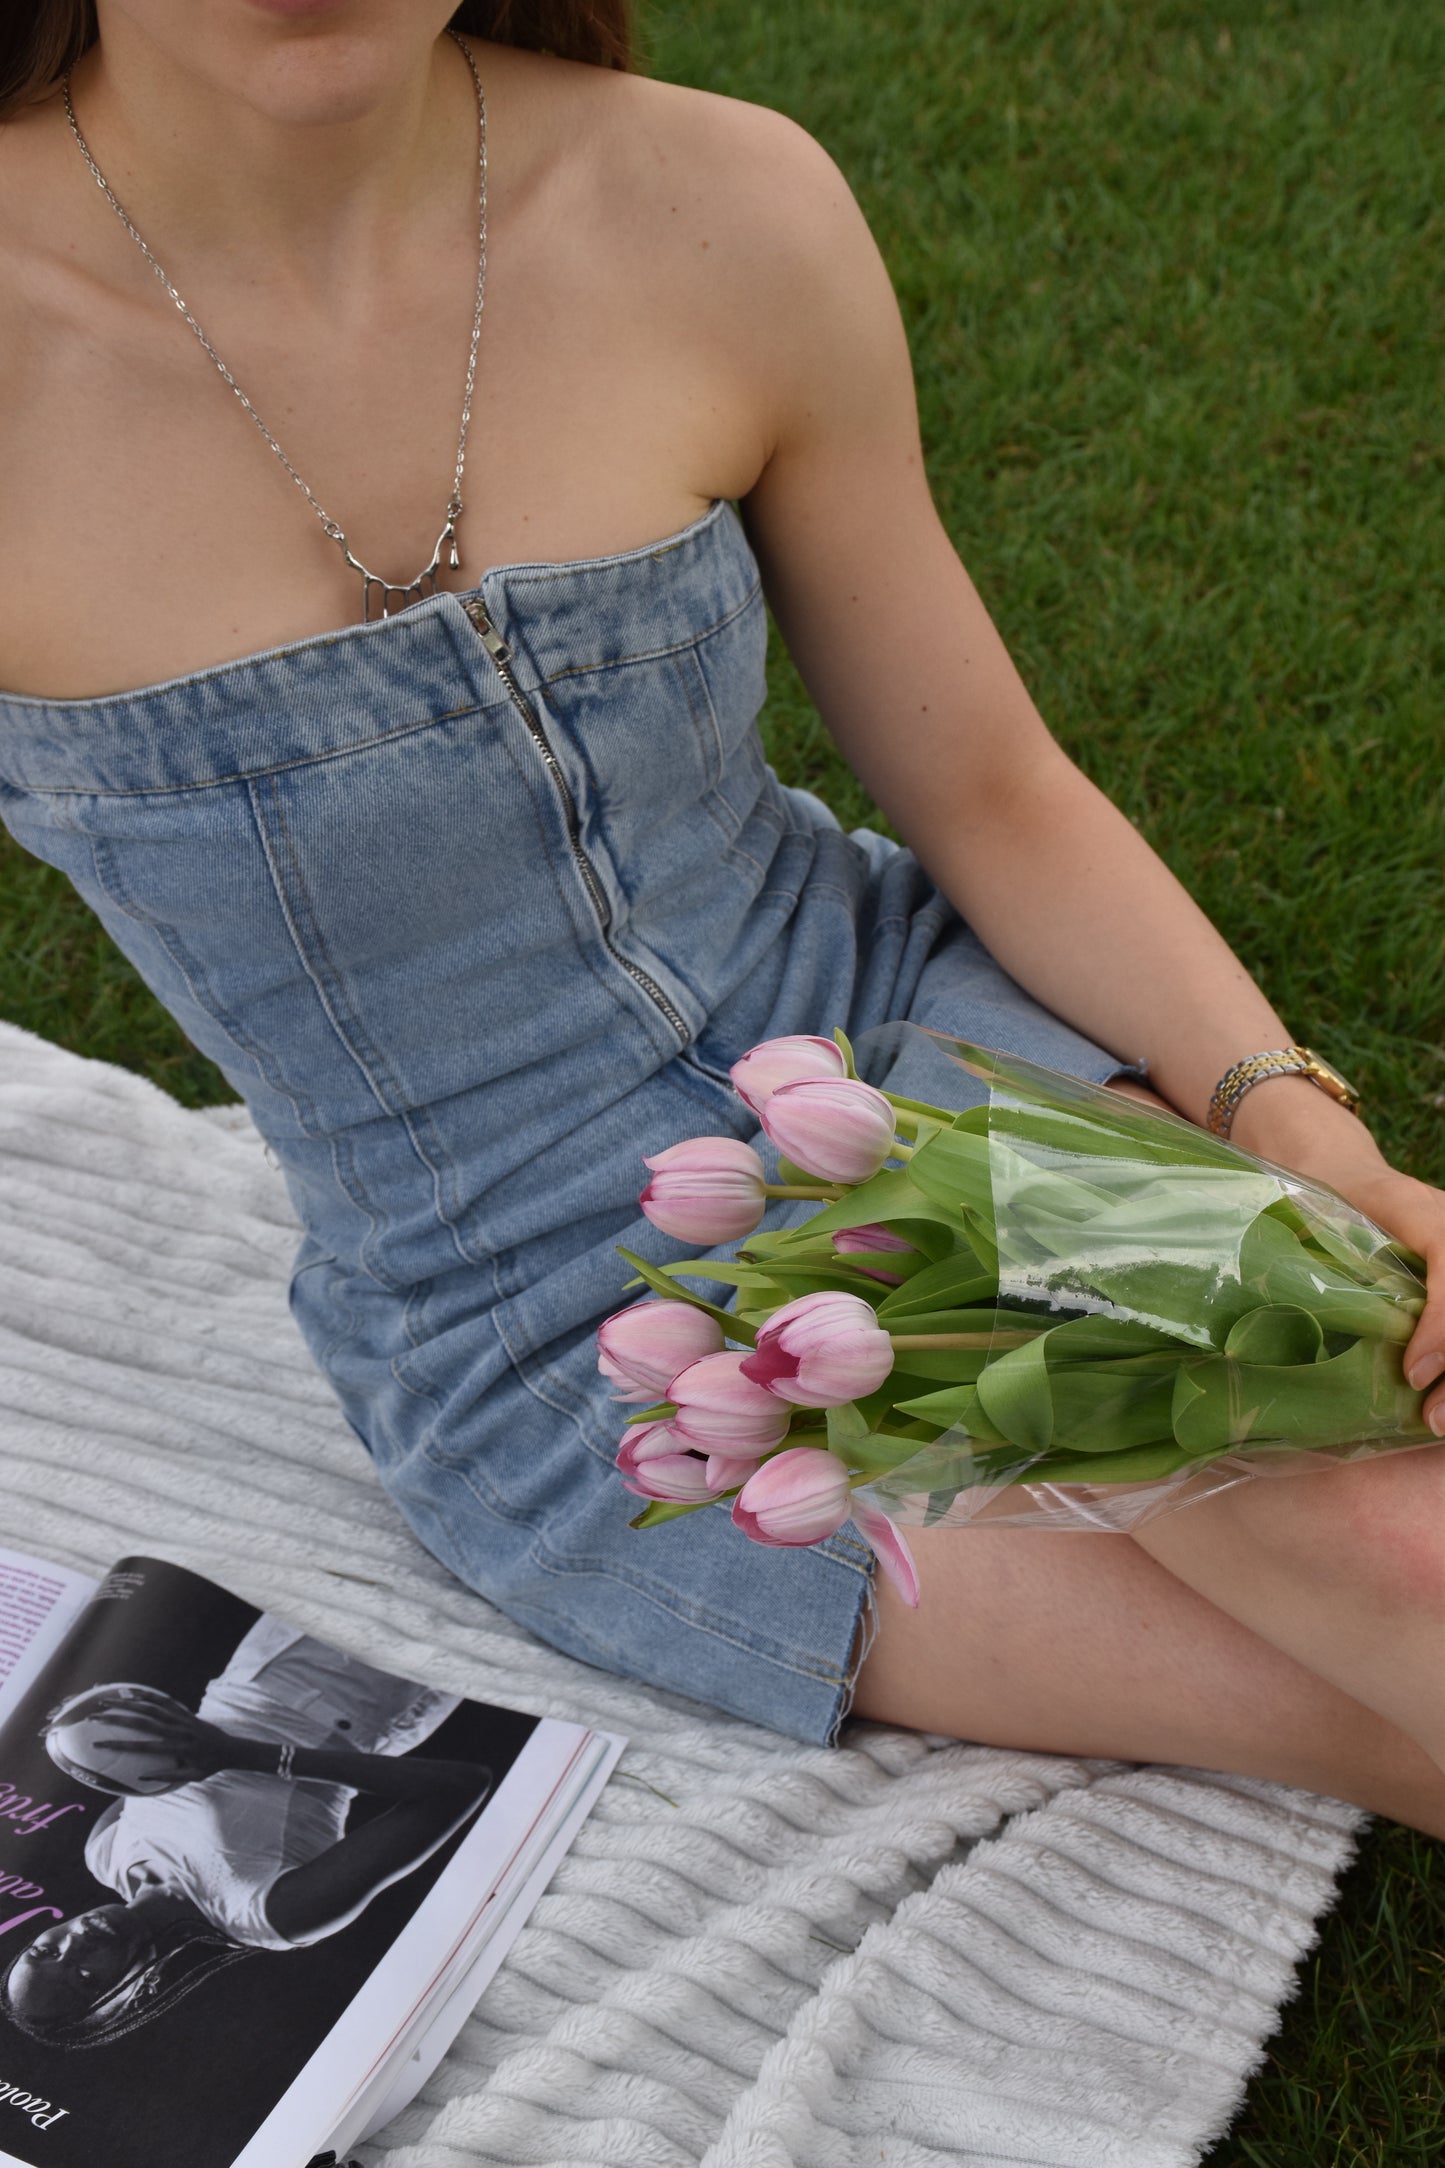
left=889, top=1330, right=1042, bottom=1351
left=884, top=1090, right=952, bottom=1120
left=765, top=1182, right=847, bottom=1201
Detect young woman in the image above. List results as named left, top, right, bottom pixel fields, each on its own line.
left=4, top=1626, right=489, bottom=2043
left=0, top=4, right=1442, bottom=1836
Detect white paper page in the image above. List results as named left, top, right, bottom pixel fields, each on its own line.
left=343, top=1727, right=625, bottom=2149
left=233, top=1719, right=611, bottom=2168
left=0, top=1547, right=98, bottom=1728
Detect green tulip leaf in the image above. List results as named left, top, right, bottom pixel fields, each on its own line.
left=782, top=1167, right=970, bottom=1241
left=1223, top=1304, right=1325, bottom=1367
left=821, top=1401, right=871, bottom=1461
left=877, top=1306, right=1012, bottom=1336
left=1170, top=1336, right=1427, bottom=1456
left=1034, top=1315, right=1184, bottom=1362
left=905, top=1126, right=997, bottom=1217
left=877, top=1254, right=998, bottom=1317
left=1240, top=1210, right=1418, bottom=1342
left=628, top=1498, right=712, bottom=1529
left=1022, top=1369, right=1177, bottom=1455
left=615, top=1248, right=757, bottom=1345
left=891, top=1383, right=1012, bottom=1444
left=973, top=1334, right=1055, bottom=1453
left=883, top=1348, right=993, bottom=1383
left=855, top=1370, right=960, bottom=1425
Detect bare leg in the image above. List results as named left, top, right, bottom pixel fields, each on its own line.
left=1129, top=1446, right=1445, bottom=1768
left=851, top=1516, right=1445, bottom=1838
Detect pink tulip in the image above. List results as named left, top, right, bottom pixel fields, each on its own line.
left=617, top=1417, right=690, bottom=1465
left=832, top=1224, right=918, bottom=1285
left=758, top=1077, right=898, bottom=1184
left=730, top=1034, right=847, bottom=1118
left=667, top=1351, right=793, bottom=1455
left=640, top=1136, right=767, bottom=1243
left=740, top=1291, right=894, bottom=1408
left=731, top=1447, right=853, bottom=1547
left=704, top=1451, right=764, bottom=1492
left=597, top=1300, right=725, bottom=1402
left=617, top=1421, right=723, bottom=1503
left=851, top=1497, right=921, bottom=1608
left=728, top=1452, right=923, bottom=1607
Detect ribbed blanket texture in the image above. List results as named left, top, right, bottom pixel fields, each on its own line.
left=0, top=1020, right=1362, bottom=2167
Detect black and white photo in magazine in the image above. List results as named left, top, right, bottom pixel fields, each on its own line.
left=0, top=1560, right=538, bottom=2168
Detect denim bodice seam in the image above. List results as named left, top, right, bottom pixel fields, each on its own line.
left=519, top=576, right=764, bottom=692
left=14, top=697, right=502, bottom=801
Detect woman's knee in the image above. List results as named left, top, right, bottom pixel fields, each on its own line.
left=1144, top=1447, right=1445, bottom=1631
left=1271, top=1447, right=1445, bottom=1621
left=846, top=1514, right=1445, bottom=1835
left=851, top=1517, right=1280, bottom=1761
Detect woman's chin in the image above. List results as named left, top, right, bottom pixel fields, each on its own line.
left=110, top=0, right=459, bottom=131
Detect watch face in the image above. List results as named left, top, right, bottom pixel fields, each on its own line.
left=1302, top=1051, right=1358, bottom=1102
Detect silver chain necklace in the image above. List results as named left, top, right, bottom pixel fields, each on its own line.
left=63, top=30, right=488, bottom=623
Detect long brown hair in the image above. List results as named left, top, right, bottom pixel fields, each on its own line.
left=0, top=2, right=634, bottom=120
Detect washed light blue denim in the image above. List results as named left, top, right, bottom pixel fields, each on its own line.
left=0, top=499, right=1140, bottom=1744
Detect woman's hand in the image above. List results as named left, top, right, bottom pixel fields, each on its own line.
left=1228, top=1076, right=1445, bottom=1435
left=1321, top=1161, right=1445, bottom=1428
left=87, top=1706, right=251, bottom=1790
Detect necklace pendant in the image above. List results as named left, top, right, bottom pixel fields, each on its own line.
left=343, top=511, right=460, bottom=623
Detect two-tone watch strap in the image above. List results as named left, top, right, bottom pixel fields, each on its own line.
left=1206, top=1046, right=1361, bottom=1138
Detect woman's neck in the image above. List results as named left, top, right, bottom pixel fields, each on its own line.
left=68, top=16, right=472, bottom=287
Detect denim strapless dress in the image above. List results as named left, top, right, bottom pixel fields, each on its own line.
left=0, top=499, right=1135, bottom=1744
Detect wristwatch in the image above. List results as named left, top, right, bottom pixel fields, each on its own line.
left=1206, top=1046, right=1362, bottom=1138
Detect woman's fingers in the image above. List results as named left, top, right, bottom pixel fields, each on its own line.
left=91, top=1708, right=190, bottom=1741
left=89, top=1732, right=185, bottom=1758
left=1345, top=1168, right=1445, bottom=1434
left=1405, top=1255, right=1445, bottom=1436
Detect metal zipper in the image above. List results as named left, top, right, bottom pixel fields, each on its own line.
left=461, top=595, right=690, bottom=1042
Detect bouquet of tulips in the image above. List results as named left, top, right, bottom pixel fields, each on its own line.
left=596, top=1029, right=1431, bottom=1606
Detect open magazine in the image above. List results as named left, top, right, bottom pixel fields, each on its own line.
left=0, top=1545, right=623, bottom=2168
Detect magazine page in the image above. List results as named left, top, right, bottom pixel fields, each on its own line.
left=331, top=1725, right=623, bottom=2155
left=0, top=1556, right=593, bottom=2168
left=0, top=1550, right=98, bottom=1730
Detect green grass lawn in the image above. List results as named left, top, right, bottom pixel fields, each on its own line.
left=2, top=1, right=1442, bottom=2154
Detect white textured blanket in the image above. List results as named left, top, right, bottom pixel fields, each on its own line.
left=0, top=1019, right=1361, bottom=2168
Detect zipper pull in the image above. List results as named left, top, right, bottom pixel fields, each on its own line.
left=461, top=596, right=512, bottom=665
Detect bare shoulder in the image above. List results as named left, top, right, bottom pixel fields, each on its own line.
left=541, top=62, right=901, bottom=444
left=599, top=69, right=879, bottom=291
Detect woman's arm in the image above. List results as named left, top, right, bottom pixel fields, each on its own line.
left=715, top=108, right=1445, bottom=1417
left=77, top=1706, right=492, bottom=1940
left=186, top=1726, right=493, bottom=1942
left=260, top=1742, right=492, bottom=1944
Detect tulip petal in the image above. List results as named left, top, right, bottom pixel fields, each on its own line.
left=598, top=1299, right=725, bottom=1400
left=744, top=1290, right=894, bottom=1408
left=730, top=1035, right=847, bottom=1117
left=704, top=1452, right=762, bottom=1491
left=761, top=1077, right=898, bottom=1184
left=639, top=1136, right=768, bottom=1243
left=850, top=1497, right=921, bottom=1607
left=731, top=1446, right=853, bottom=1546
left=738, top=1337, right=798, bottom=1392
left=669, top=1351, right=794, bottom=1452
